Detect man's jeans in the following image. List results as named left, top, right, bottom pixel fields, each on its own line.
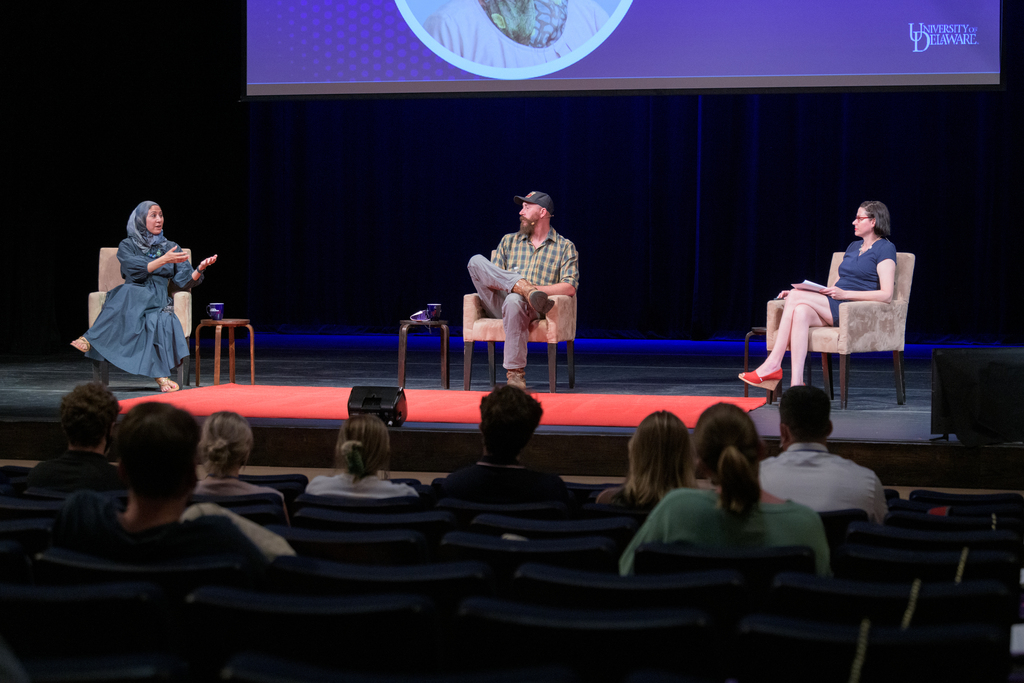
left=467, top=254, right=540, bottom=370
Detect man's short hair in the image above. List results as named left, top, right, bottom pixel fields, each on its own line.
left=479, top=386, right=543, bottom=463
left=60, top=383, right=120, bottom=449
left=779, top=385, right=832, bottom=441
left=116, top=403, right=199, bottom=498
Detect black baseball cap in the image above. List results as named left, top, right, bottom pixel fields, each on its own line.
left=514, top=191, right=554, bottom=216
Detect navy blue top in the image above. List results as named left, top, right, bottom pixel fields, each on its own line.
left=827, top=239, right=898, bottom=326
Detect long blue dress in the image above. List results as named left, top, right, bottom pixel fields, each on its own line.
left=827, top=238, right=897, bottom=326
left=83, top=238, right=203, bottom=378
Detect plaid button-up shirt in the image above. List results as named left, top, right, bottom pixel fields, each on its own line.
left=492, top=227, right=579, bottom=291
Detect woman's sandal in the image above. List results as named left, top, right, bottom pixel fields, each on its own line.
left=70, top=337, right=91, bottom=353
left=156, top=377, right=180, bottom=393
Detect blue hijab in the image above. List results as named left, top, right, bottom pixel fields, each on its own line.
left=127, top=200, right=168, bottom=257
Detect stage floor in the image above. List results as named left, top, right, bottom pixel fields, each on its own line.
left=2, top=334, right=1021, bottom=489
left=2, top=333, right=942, bottom=438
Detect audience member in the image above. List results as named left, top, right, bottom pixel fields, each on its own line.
left=305, top=414, right=418, bottom=499
left=759, top=386, right=888, bottom=522
left=26, top=383, right=123, bottom=492
left=52, top=403, right=270, bottom=577
left=194, top=411, right=288, bottom=517
left=595, top=410, right=695, bottom=509
left=435, top=386, right=572, bottom=506
left=619, top=403, right=830, bottom=575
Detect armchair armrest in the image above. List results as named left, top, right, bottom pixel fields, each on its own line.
left=765, top=299, right=785, bottom=351
left=173, top=292, right=192, bottom=338
left=463, top=294, right=487, bottom=342
left=88, top=292, right=107, bottom=328
left=836, top=300, right=908, bottom=354
left=543, top=295, right=577, bottom=343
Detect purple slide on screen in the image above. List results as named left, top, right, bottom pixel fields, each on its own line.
left=246, top=0, right=1001, bottom=97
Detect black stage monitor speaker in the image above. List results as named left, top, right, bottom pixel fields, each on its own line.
left=348, top=386, right=407, bottom=427
left=931, top=348, right=1024, bottom=447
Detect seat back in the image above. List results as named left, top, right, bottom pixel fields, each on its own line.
left=0, top=581, right=171, bottom=659
left=884, top=509, right=1024, bottom=537
left=265, top=525, right=429, bottom=565
left=826, top=250, right=915, bottom=305
left=454, top=596, right=717, bottom=682
left=817, top=508, right=869, bottom=565
left=510, top=563, right=749, bottom=627
left=632, top=543, right=816, bottom=607
left=98, top=247, right=125, bottom=292
left=266, top=555, right=495, bottom=618
left=469, top=514, right=638, bottom=553
left=435, top=498, right=570, bottom=528
left=290, top=509, right=457, bottom=557
left=438, top=531, right=619, bottom=594
left=93, top=247, right=193, bottom=335
left=0, top=497, right=64, bottom=522
left=832, top=544, right=1020, bottom=593
left=765, top=571, right=1016, bottom=628
left=33, top=547, right=253, bottom=597
left=845, top=521, right=1022, bottom=559
left=184, top=587, right=437, bottom=678
left=0, top=517, right=54, bottom=555
left=292, top=493, right=426, bottom=515
left=0, top=539, right=32, bottom=583
left=735, top=614, right=1008, bottom=683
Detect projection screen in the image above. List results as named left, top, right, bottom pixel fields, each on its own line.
left=245, top=0, right=1002, bottom=98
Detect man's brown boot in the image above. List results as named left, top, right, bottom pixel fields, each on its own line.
left=506, top=368, right=526, bottom=390
left=511, top=279, right=554, bottom=314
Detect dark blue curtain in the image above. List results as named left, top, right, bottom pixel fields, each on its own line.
left=248, top=80, right=1022, bottom=341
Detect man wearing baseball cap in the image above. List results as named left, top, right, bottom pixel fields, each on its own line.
left=467, top=191, right=579, bottom=390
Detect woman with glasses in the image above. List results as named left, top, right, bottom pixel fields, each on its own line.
left=739, top=201, right=897, bottom=392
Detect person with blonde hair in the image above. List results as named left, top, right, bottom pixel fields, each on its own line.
left=618, top=403, right=829, bottom=576
left=305, top=414, right=418, bottom=499
left=595, top=411, right=695, bottom=510
left=194, top=411, right=287, bottom=513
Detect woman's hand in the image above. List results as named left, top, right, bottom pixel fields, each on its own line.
left=197, top=255, right=218, bottom=272
left=147, top=246, right=190, bottom=273
left=192, top=254, right=218, bottom=281
left=160, top=246, right=190, bottom=265
left=820, top=286, right=847, bottom=300
left=777, top=289, right=791, bottom=299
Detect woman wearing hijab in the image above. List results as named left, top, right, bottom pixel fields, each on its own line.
left=70, top=201, right=217, bottom=392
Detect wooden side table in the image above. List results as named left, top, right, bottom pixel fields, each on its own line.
left=195, top=318, right=255, bottom=386
left=398, top=319, right=449, bottom=389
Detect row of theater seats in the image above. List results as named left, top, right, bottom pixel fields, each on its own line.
left=0, top=556, right=1016, bottom=682
left=0, top=465, right=1021, bottom=682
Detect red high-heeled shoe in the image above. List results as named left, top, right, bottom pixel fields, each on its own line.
left=738, top=368, right=783, bottom=392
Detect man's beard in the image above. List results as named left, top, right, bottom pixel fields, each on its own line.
left=519, top=216, right=536, bottom=235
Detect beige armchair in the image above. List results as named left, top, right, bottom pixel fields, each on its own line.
left=89, top=247, right=193, bottom=386
left=463, top=292, right=577, bottom=393
left=766, top=252, right=915, bottom=409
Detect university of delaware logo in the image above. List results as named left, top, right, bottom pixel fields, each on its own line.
left=910, top=23, right=979, bottom=52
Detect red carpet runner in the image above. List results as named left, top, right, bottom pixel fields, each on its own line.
left=120, top=385, right=765, bottom=428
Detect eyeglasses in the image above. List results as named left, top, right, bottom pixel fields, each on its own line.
left=854, top=215, right=873, bottom=221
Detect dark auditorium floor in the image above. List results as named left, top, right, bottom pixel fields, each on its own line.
left=1, top=334, right=946, bottom=442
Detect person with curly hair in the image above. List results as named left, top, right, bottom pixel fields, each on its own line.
left=27, top=382, right=123, bottom=492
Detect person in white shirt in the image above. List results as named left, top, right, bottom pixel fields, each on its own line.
left=305, top=414, right=418, bottom=499
left=759, top=386, right=888, bottom=523
left=424, top=0, right=609, bottom=68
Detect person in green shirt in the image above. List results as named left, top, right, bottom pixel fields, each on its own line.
left=619, top=402, right=830, bottom=576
